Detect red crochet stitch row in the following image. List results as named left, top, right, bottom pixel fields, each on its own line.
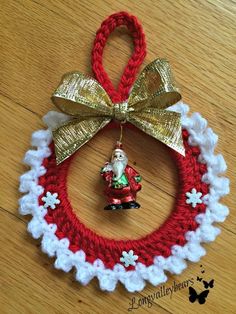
left=91, top=11, right=146, bottom=103
left=39, top=128, right=209, bottom=270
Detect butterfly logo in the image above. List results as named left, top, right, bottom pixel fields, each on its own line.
left=189, top=287, right=209, bottom=304
left=197, top=276, right=202, bottom=282
left=203, top=279, right=214, bottom=289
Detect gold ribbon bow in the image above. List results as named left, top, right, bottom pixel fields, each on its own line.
left=51, top=59, right=185, bottom=164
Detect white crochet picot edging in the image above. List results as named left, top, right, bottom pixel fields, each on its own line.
left=18, top=101, right=230, bottom=293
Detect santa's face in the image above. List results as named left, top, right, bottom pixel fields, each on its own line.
left=111, top=149, right=128, bottom=181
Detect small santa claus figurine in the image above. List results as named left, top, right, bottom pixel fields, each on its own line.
left=101, top=142, right=142, bottom=210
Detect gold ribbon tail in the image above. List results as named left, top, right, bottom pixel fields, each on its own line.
left=53, top=117, right=111, bottom=164
left=129, top=108, right=185, bottom=156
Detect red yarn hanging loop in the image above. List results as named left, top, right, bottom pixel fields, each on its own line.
left=91, top=11, right=146, bottom=103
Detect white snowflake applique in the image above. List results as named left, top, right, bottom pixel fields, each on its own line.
left=42, top=191, right=60, bottom=209
left=120, top=250, right=138, bottom=267
left=186, top=188, right=203, bottom=208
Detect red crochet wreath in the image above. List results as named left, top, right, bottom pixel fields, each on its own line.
left=19, top=12, right=229, bottom=293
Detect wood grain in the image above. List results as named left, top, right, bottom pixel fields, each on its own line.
left=0, top=0, right=235, bottom=313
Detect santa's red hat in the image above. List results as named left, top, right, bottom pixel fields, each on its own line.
left=113, top=141, right=124, bottom=153
left=115, top=141, right=123, bottom=149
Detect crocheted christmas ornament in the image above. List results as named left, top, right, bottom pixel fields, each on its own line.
left=19, top=12, right=229, bottom=292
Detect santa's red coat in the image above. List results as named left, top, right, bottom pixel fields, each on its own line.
left=101, top=165, right=141, bottom=204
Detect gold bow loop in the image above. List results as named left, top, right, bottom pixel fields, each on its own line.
left=51, top=59, right=185, bottom=164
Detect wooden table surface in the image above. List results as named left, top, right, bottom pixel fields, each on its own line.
left=1, top=1, right=235, bottom=313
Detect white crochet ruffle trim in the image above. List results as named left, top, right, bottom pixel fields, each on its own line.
left=18, top=101, right=230, bottom=292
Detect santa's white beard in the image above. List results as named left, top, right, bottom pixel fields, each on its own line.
left=112, top=159, right=127, bottom=181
